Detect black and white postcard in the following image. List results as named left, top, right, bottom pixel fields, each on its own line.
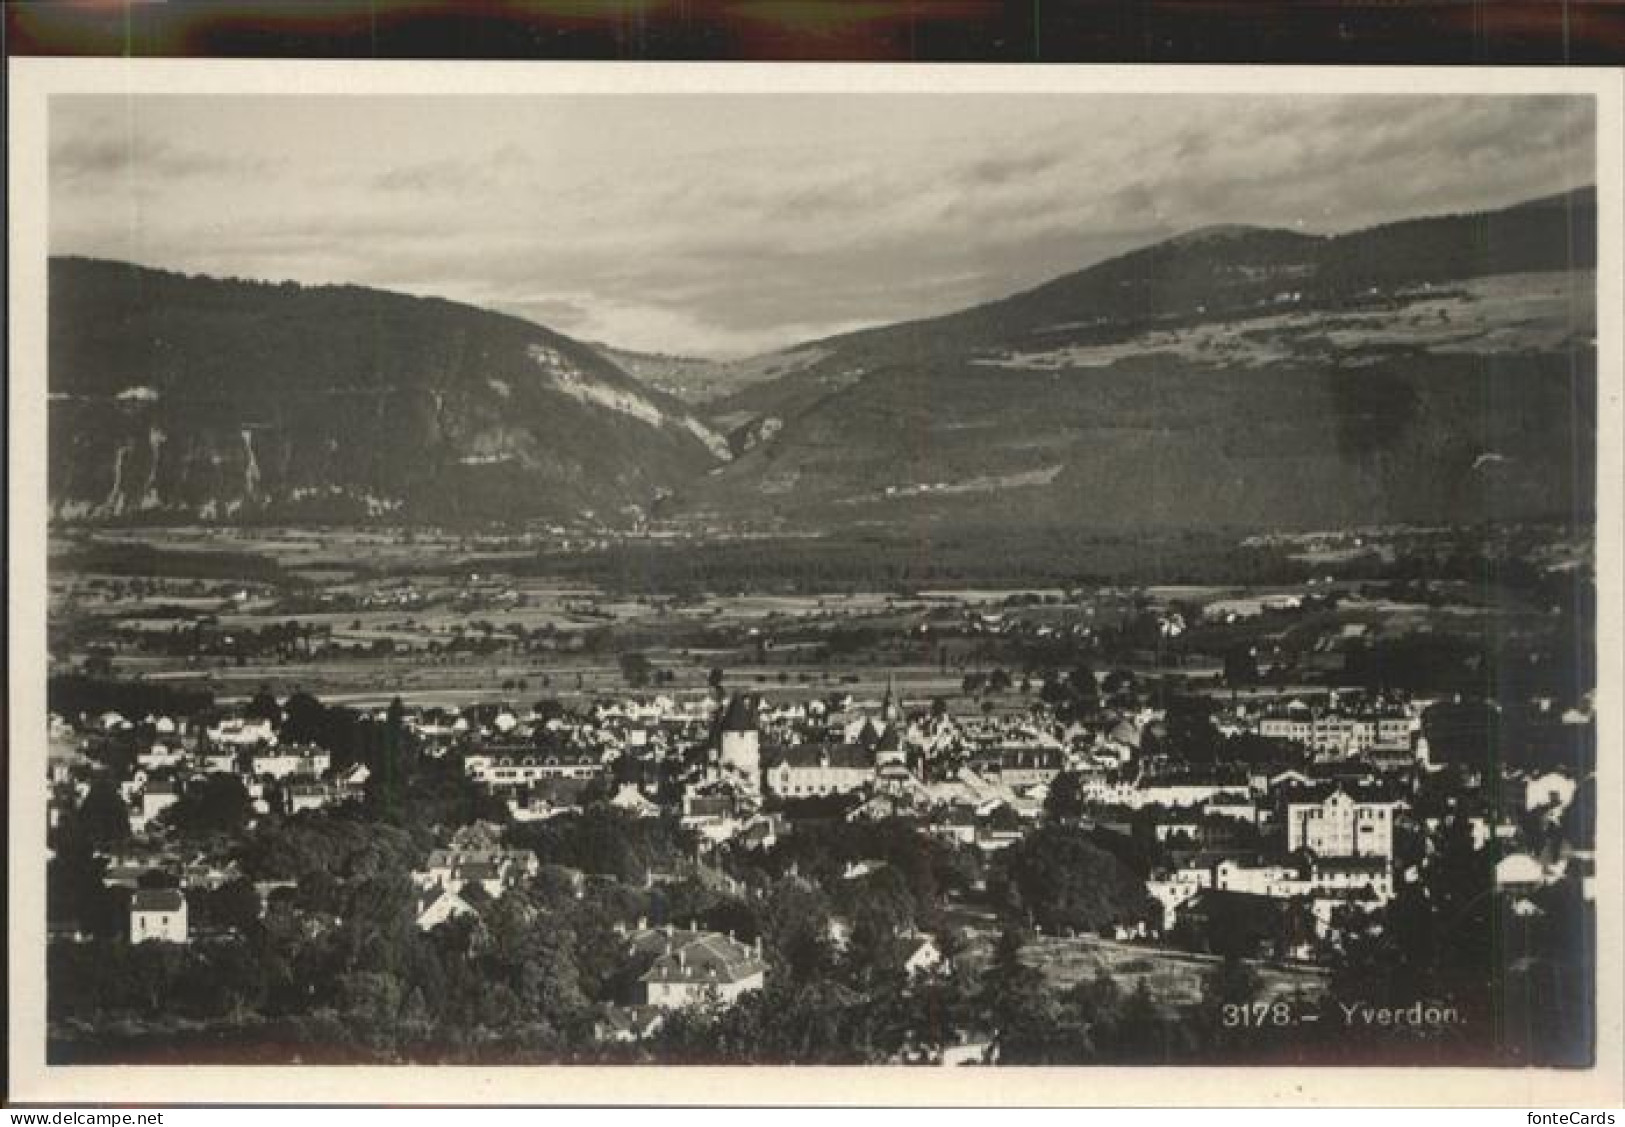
left=8, top=59, right=1621, bottom=1106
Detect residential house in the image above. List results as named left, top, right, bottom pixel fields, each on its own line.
left=413, top=843, right=539, bottom=900
left=138, top=780, right=182, bottom=830
left=1172, top=888, right=1305, bottom=959
left=1522, top=771, right=1578, bottom=816
left=251, top=744, right=330, bottom=780
left=928, top=805, right=979, bottom=847
left=195, top=747, right=240, bottom=774
left=610, top=783, right=662, bottom=818
left=287, top=781, right=339, bottom=814
left=130, top=888, right=188, bottom=944
left=901, top=934, right=944, bottom=977
left=627, top=926, right=767, bottom=1009
left=414, top=886, right=477, bottom=931
left=137, top=742, right=187, bottom=771
left=595, top=1004, right=666, bottom=1043
left=1258, top=702, right=1415, bottom=758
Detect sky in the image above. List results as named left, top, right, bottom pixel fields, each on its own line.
left=50, top=93, right=1595, bottom=358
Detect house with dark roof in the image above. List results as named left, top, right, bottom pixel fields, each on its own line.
left=594, top=1003, right=666, bottom=1043
left=413, top=843, right=539, bottom=899
left=130, top=888, right=188, bottom=944
left=138, top=779, right=182, bottom=828
left=763, top=742, right=874, bottom=798
left=874, top=720, right=907, bottom=770
left=625, top=925, right=767, bottom=1009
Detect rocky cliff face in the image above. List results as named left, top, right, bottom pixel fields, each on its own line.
left=48, top=259, right=728, bottom=526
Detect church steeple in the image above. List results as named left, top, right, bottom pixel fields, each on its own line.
left=882, top=674, right=902, bottom=724
left=875, top=676, right=906, bottom=768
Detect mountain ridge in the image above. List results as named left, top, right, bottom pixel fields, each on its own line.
left=709, top=186, right=1595, bottom=424
left=47, top=185, right=1598, bottom=533
left=48, top=257, right=728, bottom=526
left=683, top=186, right=1597, bottom=531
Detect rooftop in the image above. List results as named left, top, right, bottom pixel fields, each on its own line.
left=132, top=888, right=186, bottom=912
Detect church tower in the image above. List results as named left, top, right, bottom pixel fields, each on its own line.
left=716, top=692, right=761, bottom=787
left=881, top=674, right=902, bottom=725
left=875, top=675, right=907, bottom=769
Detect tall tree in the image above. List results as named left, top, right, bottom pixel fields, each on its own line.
left=1043, top=772, right=1086, bottom=823
left=164, top=773, right=253, bottom=838
left=77, top=779, right=132, bottom=849
left=997, top=825, right=1150, bottom=935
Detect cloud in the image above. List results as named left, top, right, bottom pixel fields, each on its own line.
left=369, top=143, right=532, bottom=193
left=47, top=93, right=1596, bottom=358
left=51, top=132, right=268, bottom=187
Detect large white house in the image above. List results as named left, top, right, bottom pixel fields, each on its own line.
left=1284, top=786, right=1401, bottom=860
left=628, top=926, right=767, bottom=1010
left=250, top=745, right=330, bottom=780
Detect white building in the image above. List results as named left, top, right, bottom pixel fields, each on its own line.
left=139, top=780, right=182, bottom=826
left=1496, top=852, right=1562, bottom=894
left=137, top=742, right=187, bottom=771
left=208, top=717, right=278, bottom=748
left=1259, top=705, right=1415, bottom=758
left=287, top=782, right=339, bottom=814
left=251, top=745, right=330, bottom=780
left=1285, top=787, right=1401, bottom=860
left=414, top=887, right=477, bottom=931
left=412, top=845, right=538, bottom=899
left=628, top=926, right=767, bottom=1010
left=464, top=749, right=604, bottom=787
left=610, top=783, right=662, bottom=818
left=764, top=743, right=874, bottom=798
left=902, top=934, right=944, bottom=977
left=130, top=888, right=188, bottom=944
left=1523, top=771, right=1578, bottom=815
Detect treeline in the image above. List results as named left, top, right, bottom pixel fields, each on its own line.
left=504, top=528, right=1310, bottom=596
left=52, top=541, right=293, bottom=585
left=49, top=673, right=216, bottom=721
left=1421, top=700, right=1597, bottom=777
